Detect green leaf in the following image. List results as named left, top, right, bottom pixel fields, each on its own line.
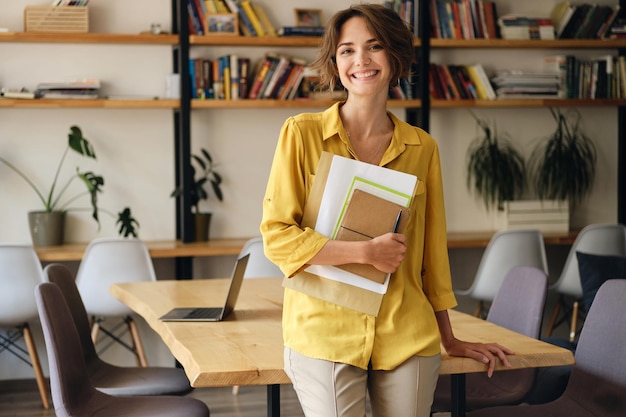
left=68, top=125, right=97, bottom=159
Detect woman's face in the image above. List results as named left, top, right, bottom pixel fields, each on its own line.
left=334, top=17, right=391, bottom=98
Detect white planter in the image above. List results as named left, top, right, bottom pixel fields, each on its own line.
left=504, top=200, right=569, bottom=233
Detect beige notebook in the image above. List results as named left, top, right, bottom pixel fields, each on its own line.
left=335, top=189, right=410, bottom=284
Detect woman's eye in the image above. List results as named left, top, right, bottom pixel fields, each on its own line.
left=339, top=48, right=353, bottom=55
left=370, top=44, right=383, bottom=51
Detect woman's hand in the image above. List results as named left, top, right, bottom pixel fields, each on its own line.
left=443, top=338, right=514, bottom=378
left=435, top=310, right=515, bottom=377
left=367, top=233, right=407, bottom=273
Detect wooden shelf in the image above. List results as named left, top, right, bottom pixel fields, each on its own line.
left=431, top=38, right=626, bottom=49
left=191, top=99, right=422, bottom=109
left=34, top=232, right=577, bottom=263
left=431, top=98, right=626, bottom=108
left=36, top=238, right=250, bottom=262
left=190, top=35, right=422, bottom=48
left=0, top=98, right=179, bottom=109
left=0, top=32, right=178, bottom=45
left=190, top=35, right=323, bottom=47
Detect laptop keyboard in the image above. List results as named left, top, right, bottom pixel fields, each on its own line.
left=184, top=308, right=220, bottom=319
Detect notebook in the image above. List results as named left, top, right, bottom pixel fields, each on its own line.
left=159, top=253, right=250, bottom=322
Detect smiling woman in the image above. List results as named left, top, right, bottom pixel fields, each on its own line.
left=259, top=4, right=514, bottom=417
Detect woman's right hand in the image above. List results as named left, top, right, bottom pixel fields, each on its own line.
left=367, top=233, right=407, bottom=273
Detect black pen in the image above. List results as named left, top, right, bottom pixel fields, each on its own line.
left=392, top=209, right=402, bottom=233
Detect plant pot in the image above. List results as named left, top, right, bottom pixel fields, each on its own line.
left=28, top=210, right=66, bottom=246
left=193, top=212, right=212, bottom=242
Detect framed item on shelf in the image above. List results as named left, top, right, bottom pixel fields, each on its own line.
left=206, top=13, right=239, bottom=36
left=294, top=8, right=323, bottom=27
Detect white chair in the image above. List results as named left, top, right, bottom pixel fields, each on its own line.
left=76, top=237, right=156, bottom=367
left=545, top=223, right=626, bottom=342
left=455, top=229, right=549, bottom=317
left=240, top=237, right=283, bottom=279
left=232, top=237, right=282, bottom=395
left=0, top=243, right=50, bottom=409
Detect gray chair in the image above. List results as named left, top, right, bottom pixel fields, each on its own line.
left=44, top=263, right=192, bottom=396
left=455, top=229, right=548, bottom=318
left=0, top=243, right=50, bottom=409
left=35, top=281, right=210, bottom=417
left=432, top=266, right=548, bottom=413
left=545, top=223, right=626, bottom=341
left=469, top=279, right=626, bottom=417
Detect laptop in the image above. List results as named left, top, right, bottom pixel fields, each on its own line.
left=159, top=253, right=250, bottom=322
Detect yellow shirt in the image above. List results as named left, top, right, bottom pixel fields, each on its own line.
left=261, top=102, right=457, bottom=370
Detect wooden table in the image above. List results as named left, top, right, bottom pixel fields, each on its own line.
left=37, top=230, right=577, bottom=262
left=111, top=277, right=575, bottom=417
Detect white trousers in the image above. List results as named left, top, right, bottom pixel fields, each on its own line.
left=284, top=347, right=441, bottom=417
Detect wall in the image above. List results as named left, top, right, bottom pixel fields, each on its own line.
left=0, top=0, right=616, bottom=380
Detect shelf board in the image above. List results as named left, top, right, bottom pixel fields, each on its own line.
left=190, top=35, right=323, bottom=47
left=0, top=32, right=178, bottom=45
left=431, top=98, right=626, bottom=108
left=190, top=35, right=422, bottom=47
left=191, top=99, right=422, bottom=109
left=431, top=38, right=626, bottom=49
left=0, top=98, right=179, bottom=108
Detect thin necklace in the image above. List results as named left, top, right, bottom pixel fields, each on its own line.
left=346, top=129, right=388, bottom=164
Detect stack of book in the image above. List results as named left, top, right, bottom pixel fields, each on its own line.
left=429, top=62, right=495, bottom=100
left=545, top=54, right=625, bottom=99
left=497, top=15, right=555, bottom=39
left=491, top=71, right=560, bottom=99
left=189, top=0, right=277, bottom=36
left=35, top=79, right=100, bottom=99
left=551, top=1, right=620, bottom=39
left=430, top=0, right=499, bottom=39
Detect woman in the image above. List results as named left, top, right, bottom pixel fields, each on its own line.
left=260, top=4, right=513, bottom=417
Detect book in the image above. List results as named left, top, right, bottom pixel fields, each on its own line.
left=251, top=2, right=277, bottom=36
left=472, top=63, right=496, bottom=99
left=544, top=54, right=568, bottom=97
left=230, top=54, right=239, bottom=99
left=277, top=26, right=325, bottom=37
left=261, top=54, right=291, bottom=99
left=238, top=57, right=251, bottom=98
left=334, top=189, right=410, bottom=284
left=223, top=0, right=256, bottom=36
left=482, top=1, right=498, bottom=39
left=248, top=54, right=276, bottom=98
left=240, top=0, right=265, bottom=36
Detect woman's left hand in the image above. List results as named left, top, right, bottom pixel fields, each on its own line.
left=444, top=338, right=514, bottom=377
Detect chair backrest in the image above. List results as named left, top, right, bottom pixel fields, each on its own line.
left=552, top=223, right=626, bottom=297
left=566, top=280, right=626, bottom=408
left=0, top=243, right=44, bottom=326
left=465, top=229, right=548, bottom=302
left=486, top=266, right=548, bottom=338
left=239, top=237, right=282, bottom=279
left=35, top=282, right=95, bottom=415
left=76, top=238, right=156, bottom=317
left=43, top=263, right=100, bottom=365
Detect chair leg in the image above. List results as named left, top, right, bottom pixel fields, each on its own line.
left=126, top=317, right=148, bottom=367
left=91, top=319, right=101, bottom=345
left=545, top=296, right=564, bottom=337
left=22, top=324, right=50, bottom=410
left=569, top=301, right=579, bottom=343
left=473, top=301, right=483, bottom=317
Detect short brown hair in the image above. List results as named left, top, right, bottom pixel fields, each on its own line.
left=311, top=3, right=415, bottom=91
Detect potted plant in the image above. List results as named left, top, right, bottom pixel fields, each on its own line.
left=529, top=107, right=597, bottom=208
left=0, top=125, right=139, bottom=246
left=465, top=112, right=526, bottom=212
left=171, top=148, right=223, bottom=241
